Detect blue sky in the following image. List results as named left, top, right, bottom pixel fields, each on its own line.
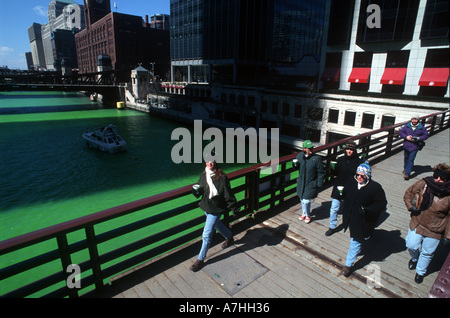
left=0, top=0, right=170, bottom=70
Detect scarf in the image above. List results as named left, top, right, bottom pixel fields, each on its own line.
left=424, top=176, right=450, bottom=198
left=205, top=167, right=219, bottom=199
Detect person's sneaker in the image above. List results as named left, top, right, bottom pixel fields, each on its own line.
left=221, top=237, right=234, bottom=249
left=325, top=228, right=336, bottom=236
left=189, top=259, right=204, bottom=272
left=304, top=217, right=311, bottom=224
left=299, top=215, right=306, bottom=221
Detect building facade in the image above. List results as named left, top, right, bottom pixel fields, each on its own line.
left=75, top=0, right=170, bottom=82
left=163, top=0, right=448, bottom=147
left=320, top=0, right=449, bottom=98
left=169, top=0, right=326, bottom=85
left=28, top=0, right=85, bottom=71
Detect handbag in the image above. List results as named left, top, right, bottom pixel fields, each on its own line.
left=411, top=184, right=431, bottom=211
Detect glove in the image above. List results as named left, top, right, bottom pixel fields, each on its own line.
left=442, top=238, right=450, bottom=247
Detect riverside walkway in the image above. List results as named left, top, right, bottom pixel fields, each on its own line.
left=90, top=129, right=449, bottom=299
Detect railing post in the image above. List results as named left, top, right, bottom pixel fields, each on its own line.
left=56, top=234, right=78, bottom=298
left=85, top=225, right=105, bottom=293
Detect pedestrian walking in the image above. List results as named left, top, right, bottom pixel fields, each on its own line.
left=403, top=163, right=450, bottom=284
left=340, top=163, right=387, bottom=277
left=190, top=152, right=239, bottom=272
left=293, top=140, right=325, bottom=224
left=326, top=141, right=363, bottom=236
left=398, top=115, right=429, bottom=180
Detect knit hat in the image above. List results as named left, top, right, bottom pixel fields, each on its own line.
left=356, top=163, right=372, bottom=178
left=344, top=141, right=357, bottom=151
left=411, top=114, right=420, bottom=120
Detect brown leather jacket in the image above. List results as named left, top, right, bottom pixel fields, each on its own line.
left=404, top=179, right=450, bottom=240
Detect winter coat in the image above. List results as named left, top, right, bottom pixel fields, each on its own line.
left=403, top=178, right=450, bottom=240
left=398, top=122, right=429, bottom=152
left=196, top=171, right=237, bottom=214
left=295, top=153, right=325, bottom=200
left=330, top=153, right=363, bottom=200
left=342, top=178, right=387, bottom=241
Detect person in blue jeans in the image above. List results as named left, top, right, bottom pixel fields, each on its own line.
left=293, top=140, right=325, bottom=224
left=340, top=163, right=387, bottom=277
left=403, top=163, right=450, bottom=284
left=398, top=115, right=429, bottom=180
left=190, top=152, right=239, bottom=272
left=326, top=141, right=363, bottom=236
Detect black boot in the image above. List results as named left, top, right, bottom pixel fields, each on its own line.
left=414, top=273, right=424, bottom=284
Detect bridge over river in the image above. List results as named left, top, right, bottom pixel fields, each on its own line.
left=91, top=117, right=450, bottom=299
left=1, top=110, right=449, bottom=299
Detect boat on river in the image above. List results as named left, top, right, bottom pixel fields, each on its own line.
left=82, top=124, right=127, bottom=154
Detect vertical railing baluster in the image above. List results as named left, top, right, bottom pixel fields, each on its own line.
left=56, top=234, right=78, bottom=298
left=85, top=225, right=105, bottom=293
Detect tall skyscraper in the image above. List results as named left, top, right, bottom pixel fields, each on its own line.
left=170, top=0, right=326, bottom=85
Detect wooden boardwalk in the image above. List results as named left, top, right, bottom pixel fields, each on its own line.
left=87, top=129, right=449, bottom=299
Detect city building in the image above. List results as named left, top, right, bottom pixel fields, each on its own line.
left=28, top=23, right=46, bottom=70
left=28, top=0, right=85, bottom=71
left=163, top=0, right=448, bottom=147
left=74, top=0, right=170, bottom=82
left=169, top=0, right=326, bottom=86
left=149, top=14, right=170, bottom=30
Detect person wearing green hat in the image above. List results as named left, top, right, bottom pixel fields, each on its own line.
left=293, top=140, right=325, bottom=223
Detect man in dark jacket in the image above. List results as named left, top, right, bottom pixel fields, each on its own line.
left=326, top=141, right=363, bottom=236
left=294, top=140, right=325, bottom=224
left=341, top=163, right=387, bottom=277
left=398, top=115, right=429, bottom=180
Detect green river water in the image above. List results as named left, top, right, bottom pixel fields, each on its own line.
left=0, top=91, right=256, bottom=296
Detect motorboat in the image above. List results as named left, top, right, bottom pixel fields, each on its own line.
left=82, top=124, right=127, bottom=154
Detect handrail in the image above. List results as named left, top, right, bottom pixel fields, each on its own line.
left=0, top=109, right=448, bottom=298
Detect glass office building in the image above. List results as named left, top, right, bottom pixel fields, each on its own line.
left=170, top=0, right=326, bottom=85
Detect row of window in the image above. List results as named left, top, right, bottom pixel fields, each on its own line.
left=328, top=109, right=395, bottom=129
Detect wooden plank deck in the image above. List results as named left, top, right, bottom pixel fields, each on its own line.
left=86, top=129, right=449, bottom=299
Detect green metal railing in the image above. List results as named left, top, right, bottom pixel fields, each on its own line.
left=0, top=110, right=448, bottom=298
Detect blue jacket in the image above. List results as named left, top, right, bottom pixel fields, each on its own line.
left=399, top=122, right=429, bottom=152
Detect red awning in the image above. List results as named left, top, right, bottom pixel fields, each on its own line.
left=348, top=67, right=371, bottom=83
left=419, top=68, right=449, bottom=87
left=321, top=67, right=340, bottom=82
left=380, top=68, right=407, bottom=85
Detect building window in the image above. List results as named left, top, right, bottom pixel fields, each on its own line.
left=420, top=0, right=449, bottom=39
left=328, top=108, right=339, bottom=123
left=381, top=115, right=396, bottom=128
left=294, top=104, right=302, bottom=118
left=361, top=112, right=375, bottom=129
left=327, top=0, right=355, bottom=46
left=344, top=110, right=356, bottom=126
left=356, top=0, right=419, bottom=43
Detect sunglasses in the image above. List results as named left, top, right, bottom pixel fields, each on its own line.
left=433, top=172, right=448, bottom=182
left=356, top=173, right=367, bottom=179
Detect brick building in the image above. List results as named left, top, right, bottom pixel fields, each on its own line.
left=75, top=0, right=170, bottom=82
